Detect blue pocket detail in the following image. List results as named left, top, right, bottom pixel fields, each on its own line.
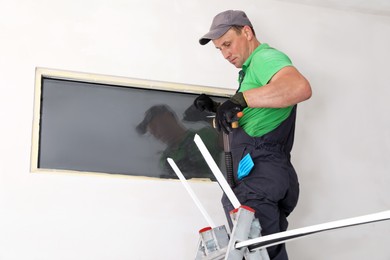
left=237, top=153, right=254, bottom=180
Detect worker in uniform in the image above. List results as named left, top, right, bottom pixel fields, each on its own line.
left=194, top=10, right=312, bottom=259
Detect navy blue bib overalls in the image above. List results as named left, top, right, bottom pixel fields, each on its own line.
left=222, top=105, right=299, bottom=260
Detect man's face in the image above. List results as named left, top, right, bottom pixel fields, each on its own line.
left=212, top=27, right=251, bottom=68
left=147, top=112, right=177, bottom=144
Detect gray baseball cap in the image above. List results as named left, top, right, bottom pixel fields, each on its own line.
left=199, top=10, right=253, bottom=45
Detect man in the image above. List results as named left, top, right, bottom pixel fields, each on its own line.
left=136, top=104, right=222, bottom=180
left=194, top=10, right=312, bottom=260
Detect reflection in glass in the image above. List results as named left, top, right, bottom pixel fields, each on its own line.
left=136, top=104, right=223, bottom=180
left=36, top=76, right=228, bottom=180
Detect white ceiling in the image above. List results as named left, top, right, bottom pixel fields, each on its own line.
left=275, top=0, right=390, bottom=16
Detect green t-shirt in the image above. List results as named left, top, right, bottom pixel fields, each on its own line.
left=239, top=43, right=293, bottom=137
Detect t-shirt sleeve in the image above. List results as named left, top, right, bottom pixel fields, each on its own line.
left=251, top=49, right=293, bottom=85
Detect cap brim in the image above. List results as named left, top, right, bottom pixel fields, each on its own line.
left=199, top=25, right=231, bottom=45
left=136, top=120, right=147, bottom=135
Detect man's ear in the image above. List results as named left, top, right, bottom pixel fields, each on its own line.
left=243, top=25, right=253, bottom=40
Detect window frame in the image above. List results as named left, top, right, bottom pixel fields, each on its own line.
left=31, top=67, right=234, bottom=179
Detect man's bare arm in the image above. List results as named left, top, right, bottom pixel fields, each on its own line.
left=243, top=66, right=312, bottom=108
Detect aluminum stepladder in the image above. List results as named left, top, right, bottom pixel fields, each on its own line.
left=167, top=133, right=271, bottom=259
left=168, top=156, right=269, bottom=260
left=167, top=134, right=390, bottom=260
left=195, top=205, right=269, bottom=260
left=193, top=134, right=269, bottom=259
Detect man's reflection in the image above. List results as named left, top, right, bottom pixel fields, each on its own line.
left=136, top=104, right=221, bottom=180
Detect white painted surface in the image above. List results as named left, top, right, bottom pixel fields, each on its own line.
left=1, top=0, right=389, bottom=259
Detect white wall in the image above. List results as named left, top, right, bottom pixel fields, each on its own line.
left=1, top=0, right=389, bottom=259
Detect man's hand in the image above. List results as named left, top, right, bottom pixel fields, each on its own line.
left=215, top=92, right=247, bottom=133
left=194, top=94, right=220, bottom=112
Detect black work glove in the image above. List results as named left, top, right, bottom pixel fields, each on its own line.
left=193, top=94, right=220, bottom=113
left=215, top=92, right=247, bottom=134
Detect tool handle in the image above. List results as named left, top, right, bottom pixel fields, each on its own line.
left=231, top=111, right=244, bottom=129
left=225, top=151, right=235, bottom=188
left=212, top=111, right=244, bottom=129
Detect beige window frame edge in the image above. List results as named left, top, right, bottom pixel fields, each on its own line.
left=31, top=67, right=235, bottom=181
